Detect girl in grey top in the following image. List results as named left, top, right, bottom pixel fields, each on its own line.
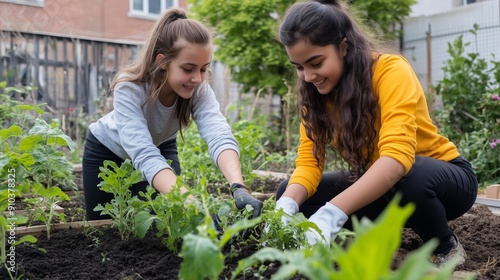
left=83, top=8, right=262, bottom=222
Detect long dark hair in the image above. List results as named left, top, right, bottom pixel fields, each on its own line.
left=110, top=8, right=213, bottom=134
left=279, top=0, right=379, bottom=180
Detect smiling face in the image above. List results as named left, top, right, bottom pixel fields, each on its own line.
left=286, top=40, right=347, bottom=95
left=159, top=39, right=212, bottom=106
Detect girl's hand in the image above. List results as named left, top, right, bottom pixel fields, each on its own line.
left=305, top=202, right=348, bottom=246
left=231, top=183, right=263, bottom=219
left=274, top=196, right=299, bottom=226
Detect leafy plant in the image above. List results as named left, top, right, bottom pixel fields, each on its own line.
left=257, top=198, right=310, bottom=250
left=434, top=26, right=490, bottom=141
left=94, top=159, right=145, bottom=240
left=189, top=0, right=416, bottom=97
left=177, top=123, right=225, bottom=184
left=23, top=182, right=70, bottom=239
left=134, top=174, right=243, bottom=252
left=83, top=225, right=104, bottom=249
left=231, top=119, right=267, bottom=181
left=0, top=82, right=42, bottom=130
left=132, top=173, right=264, bottom=280
left=0, top=190, right=37, bottom=279
left=177, top=119, right=267, bottom=188
left=0, top=98, right=77, bottom=192
left=433, top=24, right=500, bottom=186
left=0, top=90, right=77, bottom=240
left=232, top=195, right=472, bottom=280
left=178, top=212, right=262, bottom=280
left=134, top=183, right=207, bottom=252
left=457, top=128, right=500, bottom=186
left=25, top=118, right=77, bottom=190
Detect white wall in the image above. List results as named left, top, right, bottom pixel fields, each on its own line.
left=410, top=0, right=454, bottom=17
left=403, top=0, right=500, bottom=90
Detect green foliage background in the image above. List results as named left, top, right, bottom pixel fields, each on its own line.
left=433, top=25, right=500, bottom=187
left=189, top=0, right=416, bottom=96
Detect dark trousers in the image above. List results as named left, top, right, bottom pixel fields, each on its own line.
left=276, top=156, right=478, bottom=253
left=82, top=132, right=181, bottom=220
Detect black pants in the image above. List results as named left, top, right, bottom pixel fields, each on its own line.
left=82, top=132, right=181, bottom=220
left=276, top=156, right=478, bottom=253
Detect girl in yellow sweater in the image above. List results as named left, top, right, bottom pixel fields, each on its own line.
left=275, top=0, right=477, bottom=267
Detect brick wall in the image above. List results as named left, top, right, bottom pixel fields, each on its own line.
left=0, top=0, right=188, bottom=42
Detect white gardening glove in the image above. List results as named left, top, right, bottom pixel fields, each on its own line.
left=263, top=196, right=299, bottom=238
left=305, top=202, right=348, bottom=246
left=275, top=196, right=299, bottom=226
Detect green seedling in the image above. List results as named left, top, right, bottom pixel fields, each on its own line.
left=83, top=224, right=104, bottom=249
left=232, top=194, right=473, bottom=280
left=1, top=191, right=37, bottom=279
left=94, top=159, right=144, bottom=240
left=179, top=214, right=262, bottom=280
left=24, top=182, right=70, bottom=239
left=135, top=184, right=207, bottom=252
left=257, top=198, right=309, bottom=250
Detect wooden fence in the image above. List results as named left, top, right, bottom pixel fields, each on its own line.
left=0, top=30, right=139, bottom=116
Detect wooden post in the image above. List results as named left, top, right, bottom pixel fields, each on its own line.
left=426, top=24, right=432, bottom=89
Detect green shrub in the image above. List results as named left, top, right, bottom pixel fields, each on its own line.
left=433, top=25, right=500, bottom=187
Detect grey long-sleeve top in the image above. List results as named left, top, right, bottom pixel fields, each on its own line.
left=89, top=80, right=239, bottom=185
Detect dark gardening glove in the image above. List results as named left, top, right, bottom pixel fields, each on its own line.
left=211, top=213, right=223, bottom=232
left=231, top=183, right=263, bottom=219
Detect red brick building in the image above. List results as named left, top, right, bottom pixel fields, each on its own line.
left=0, top=0, right=188, bottom=42
left=0, top=0, right=188, bottom=116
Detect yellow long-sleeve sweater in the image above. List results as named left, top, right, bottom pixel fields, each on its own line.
left=289, top=54, right=460, bottom=198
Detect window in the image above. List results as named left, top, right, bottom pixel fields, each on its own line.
left=130, top=0, right=177, bottom=18
left=0, top=0, right=44, bottom=6
left=464, top=0, right=477, bottom=4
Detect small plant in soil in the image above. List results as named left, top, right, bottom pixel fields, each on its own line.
left=258, top=198, right=310, bottom=250
left=147, top=176, right=297, bottom=279
left=93, top=159, right=145, bottom=240
left=0, top=92, right=77, bottom=197
left=23, top=182, right=69, bottom=239
left=1, top=96, right=77, bottom=240
left=0, top=191, right=37, bottom=279
left=134, top=183, right=207, bottom=252
left=178, top=206, right=262, bottom=280
left=233, top=195, right=472, bottom=280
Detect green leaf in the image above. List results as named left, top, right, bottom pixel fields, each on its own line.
left=0, top=125, right=22, bottom=141
left=179, top=234, right=224, bottom=280
left=272, top=246, right=333, bottom=280
left=47, top=134, right=77, bottom=151
left=219, top=217, right=261, bottom=247
left=14, top=234, right=38, bottom=246
left=19, top=135, right=43, bottom=151
left=15, top=104, right=45, bottom=115
left=46, top=186, right=70, bottom=201
left=19, top=153, right=35, bottom=167
left=334, top=196, right=414, bottom=279
left=391, top=240, right=438, bottom=280
left=232, top=247, right=288, bottom=279
left=0, top=154, right=10, bottom=170
left=12, top=214, right=29, bottom=225
left=135, top=211, right=157, bottom=238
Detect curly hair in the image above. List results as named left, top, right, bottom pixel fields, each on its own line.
left=279, top=0, right=380, bottom=180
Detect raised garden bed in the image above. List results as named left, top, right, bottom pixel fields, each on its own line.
left=3, top=170, right=500, bottom=279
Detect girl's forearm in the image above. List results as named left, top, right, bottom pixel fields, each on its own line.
left=331, top=156, right=405, bottom=215
left=217, top=149, right=245, bottom=185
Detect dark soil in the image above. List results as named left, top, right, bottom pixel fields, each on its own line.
left=2, top=175, right=499, bottom=280
left=399, top=204, right=500, bottom=280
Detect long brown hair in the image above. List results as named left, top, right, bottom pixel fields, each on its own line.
left=110, top=8, right=213, bottom=133
left=279, top=0, right=380, bottom=180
